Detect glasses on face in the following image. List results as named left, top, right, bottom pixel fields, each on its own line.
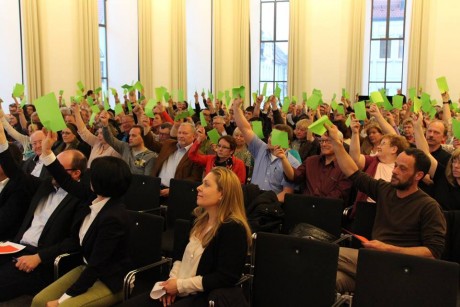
left=61, top=131, right=73, bottom=135
left=216, top=144, right=231, bottom=150
left=319, top=139, right=331, bottom=144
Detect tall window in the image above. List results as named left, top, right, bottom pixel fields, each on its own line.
left=368, top=0, right=407, bottom=95
left=98, top=0, right=108, bottom=92
left=259, top=0, right=289, bottom=100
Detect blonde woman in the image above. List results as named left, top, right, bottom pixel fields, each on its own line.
left=121, top=167, right=252, bottom=307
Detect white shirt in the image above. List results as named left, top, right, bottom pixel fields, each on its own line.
left=366, top=161, right=395, bottom=202
left=0, top=177, right=10, bottom=194
left=79, top=197, right=110, bottom=245
left=158, top=143, right=192, bottom=187
left=30, top=156, right=44, bottom=178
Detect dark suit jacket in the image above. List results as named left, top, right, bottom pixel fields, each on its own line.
left=144, top=133, right=203, bottom=183
left=21, top=155, right=51, bottom=180
left=45, top=159, right=132, bottom=296
left=0, top=149, right=82, bottom=264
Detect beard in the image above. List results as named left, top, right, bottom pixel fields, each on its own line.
left=390, top=172, right=416, bottom=190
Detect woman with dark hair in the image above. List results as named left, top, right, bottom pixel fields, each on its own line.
left=31, top=131, right=133, bottom=307
left=121, top=167, right=251, bottom=307
left=53, top=123, right=91, bottom=159
left=188, top=132, right=246, bottom=184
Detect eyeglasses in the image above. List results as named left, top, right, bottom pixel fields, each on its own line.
left=319, top=139, right=331, bottom=144
left=61, top=131, right=73, bottom=135
left=216, top=144, right=231, bottom=150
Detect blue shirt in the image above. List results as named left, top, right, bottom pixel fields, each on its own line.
left=248, top=136, right=300, bottom=194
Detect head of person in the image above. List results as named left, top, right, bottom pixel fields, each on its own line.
left=30, top=112, right=40, bottom=123
left=159, top=122, right=172, bottom=142
left=391, top=148, right=431, bottom=191
left=320, top=131, right=342, bottom=156
left=365, top=124, right=383, bottom=146
left=268, top=124, right=293, bottom=151
left=30, top=130, right=45, bottom=156
left=121, top=115, right=135, bottom=134
left=215, top=100, right=222, bottom=110
left=80, top=109, right=90, bottom=123
left=177, top=122, right=196, bottom=148
left=425, top=120, right=447, bottom=150
left=377, top=135, right=409, bottom=159
left=215, top=135, right=237, bottom=160
left=128, top=125, right=144, bottom=148
left=0, top=145, right=22, bottom=180
left=212, top=116, right=226, bottom=133
left=25, top=104, right=36, bottom=116
left=7, top=114, right=18, bottom=126
left=27, top=122, right=43, bottom=135
left=53, top=150, right=87, bottom=186
left=94, top=126, right=106, bottom=144
left=90, top=156, right=132, bottom=197
left=402, top=118, right=414, bottom=139
left=202, top=109, right=212, bottom=124
left=446, top=148, right=460, bottom=186
left=65, top=114, right=76, bottom=125
left=294, top=119, right=309, bottom=141
left=193, top=167, right=252, bottom=248
left=152, top=113, right=163, bottom=128
left=61, top=123, right=79, bottom=145
left=232, top=127, right=245, bottom=148
left=244, top=106, right=255, bottom=120
left=8, top=103, right=18, bottom=114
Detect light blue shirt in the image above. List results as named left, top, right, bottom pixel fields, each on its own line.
left=158, top=143, right=192, bottom=187
left=248, top=136, right=300, bottom=194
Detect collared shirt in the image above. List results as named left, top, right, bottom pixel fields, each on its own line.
left=248, top=136, right=300, bottom=194
left=158, top=143, right=192, bottom=187
left=0, top=177, right=10, bottom=194
left=79, top=197, right=110, bottom=245
left=30, top=155, right=44, bottom=177
left=20, top=187, right=68, bottom=247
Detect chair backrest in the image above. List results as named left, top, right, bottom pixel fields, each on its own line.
left=172, top=219, right=193, bottom=260
left=442, top=210, right=460, bottom=264
left=354, top=249, right=459, bottom=307
left=252, top=232, right=339, bottom=307
left=281, top=194, right=343, bottom=238
left=349, top=201, right=376, bottom=248
left=123, top=175, right=161, bottom=212
left=167, top=179, right=200, bottom=227
left=127, top=210, right=164, bottom=268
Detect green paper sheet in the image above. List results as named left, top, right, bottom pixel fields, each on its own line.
left=145, top=99, right=156, bottom=118
left=262, top=83, right=268, bottom=96
left=370, top=91, right=384, bottom=103
left=332, top=93, right=337, bottom=102
left=164, top=91, right=170, bottom=102
left=312, top=89, right=322, bottom=97
left=207, top=128, right=220, bottom=144
left=199, top=111, right=208, bottom=127
left=178, top=89, right=185, bottom=102
left=76, top=89, right=83, bottom=97
left=188, top=104, right=195, bottom=116
left=110, top=88, right=117, bottom=96
left=34, top=93, right=67, bottom=132
left=12, top=83, right=24, bottom=97
left=225, top=90, right=230, bottom=99
left=354, top=101, right=367, bottom=120
left=174, top=111, right=190, bottom=121
left=155, top=87, right=166, bottom=102
left=337, top=105, right=345, bottom=115
left=59, top=90, right=64, bottom=96
left=302, top=92, right=307, bottom=102
left=292, top=96, right=297, bottom=103
left=274, top=84, right=281, bottom=99
left=218, top=91, right=224, bottom=101
left=307, top=115, right=333, bottom=136
left=74, top=95, right=83, bottom=103
left=436, top=76, right=449, bottom=93
left=134, top=81, right=144, bottom=92
left=238, top=86, right=245, bottom=99
left=87, top=97, right=94, bottom=106
left=121, top=84, right=131, bottom=90
left=208, top=90, right=214, bottom=101
left=413, top=97, right=422, bottom=113
left=380, top=90, right=393, bottom=111
left=94, top=87, right=102, bottom=94
left=232, top=87, right=240, bottom=99
left=306, top=94, right=321, bottom=110
left=19, top=97, right=27, bottom=108
left=282, top=97, right=290, bottom=113
left=271, top=129, right=289, bottom=149
left=452, top=119, right=460, bottom=139
left=431, top=99, right=438, bottom=106
left=408, top=88, right=416, bottom=100
left=251, top=121, right=264, bottom=139
left=422, top=97, right=433, bottom=113
left=421, top=93, right=431, bottom=106
left=252, top=92, right=257, bottom=104
left=77, top=81, right=85, bottom=92
left=91, top=105, right=100, bottom=114
left=127, top=101, right=132, bottom=114
left=104, top=97, right=110, bottom=111
left=451, top=103, right=459, bottom=112
left=331, top=100, right=338, bottom=111
left=429, top=107, right=437, bottom=120
left=225, top=95, right=231, bottom=109
left=114, top=103, right=124, bottom=116
left=88, top=112, right=97, bottom=127
left=392, top=95, right=403, bottom=109
left=342, top=88, right=349, bottom=99
left=345, top=115, right=351, bottom=127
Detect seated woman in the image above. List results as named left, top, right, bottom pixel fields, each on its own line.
left=31, top=131, right=133, bottom=307
left=52, top=123, right=91, bottom=158
left=121, top=167, right=252, bottom=307
left=188, top=130, right=246, bottom=184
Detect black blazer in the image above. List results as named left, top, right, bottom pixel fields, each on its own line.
left=175, top=221, right=248, bottom=293
left=45, top=159, right=132, bottom=296
left=21, top=155, right=51, bottom=180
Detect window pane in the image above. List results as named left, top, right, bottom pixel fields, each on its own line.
left=260, top=42, right=274, bottom=81
left=260, top=82, right=274, bottom=96
left=385, top=83, right=401, bottom=96
left=369, top=82, right=385, bottom=94
left=274, top=42, right=288, bottom=81
left=369, top=41, right=385, bottom=82
left=275, top=2, right=289, bottom=41
left=278, top=82, right=288, bottom=101
left=102, top=78, right=108, bottom=94
left=261, top=3, right=274, bottom=41
left=371, top=0, right=387, bottom=39
left=98, top=0, right=106, bottom=25
left=386, top=55, right=403, bottom=82
left=389, top=0, right=405, bottom=38
left=99, top=27, right=107, bottom=78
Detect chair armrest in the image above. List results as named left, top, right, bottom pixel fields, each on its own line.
left=54, top=252, right=83, bottom=280
left=123, top=257, right=172, bottom=300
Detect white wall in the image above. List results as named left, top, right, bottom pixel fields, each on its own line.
left=250, top=0, right=261, bottom=102
left=107, top=0, right=139, bottom=106
left=0, top=0, right=23, bottom=113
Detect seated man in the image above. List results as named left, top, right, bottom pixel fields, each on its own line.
left=280, top=131, right=352, bottom=203
left=325, top=123, right=446, bottom=293
left=100, top=110, right=157, bottom=175
left=232, top=98, right=300, bottom=202
left=0, top=121, right=86, bottom=301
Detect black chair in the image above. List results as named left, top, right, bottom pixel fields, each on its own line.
left=352, top=249, right=459, bottom=307
left=123, top=175, right=161, bottom=212
left=251, top=232, right=339, bottom=307
left=347, top=201, right=376, bottom=248
left=281, top=194, right=343, bottom=239
left=162, top=179, right=200, bottom=254
left=442, top=210, right=460, bottom=265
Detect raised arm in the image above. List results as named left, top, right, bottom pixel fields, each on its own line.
left=99, top=111, right=127, bottom=155
left=71, top=103, right=98, bottom=146
left=368, top=104, right=397, bottom=135
left=273, top=145, right=295, bottom=181
left=325, top=123, right=359, bottom=177
left=413, top=112, right=438, bottom=178
left=349, top=117, right=366, bottom=169
left=232, top=98, right=255, bottom=145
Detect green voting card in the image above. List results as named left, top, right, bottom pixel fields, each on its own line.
left=207, top=128, right=220, bottom=144
left=308, top=115, right=333, bottom=136
left=114, top=103, right=124, bottom=116
left=12, top=83, right=24, bottom=98
left=354, top=101, right=367, bottom=120
left=251, top=121, right=264, bottom=139
left=34, top=93, right=67, bottom=132
left=436, top=76, right=449, bottom=94
left=271, top=129, right=289, bottom=149
left=145, top=99, right=156, bottom=118
left=392, top=95, right=403, bottom=109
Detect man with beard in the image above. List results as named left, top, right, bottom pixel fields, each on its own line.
left=323, top=123, right=446, bottom=293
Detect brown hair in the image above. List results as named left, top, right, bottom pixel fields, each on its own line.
left=446, top=148, right=460, bottom=186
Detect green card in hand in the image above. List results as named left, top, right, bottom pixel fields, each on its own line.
left=408, top=88, right=416, bottom=100
left=34, top=93, right=67, bottom=132
left=342, top=88, right=349, bottom=99
left=59, top=90, right=64, bottom=96
left=413, top=97, right=422, bottom=113
left=337, top=104, right=345, bottom=115
left=110, top=88, right=117, bottom=96
left=436, top=76, right=449, bottom=94
left=308, top=115, right=333, bottom=136
left=238, top=86, right=245, bottom=99
left=178, top=89, right=185, bottom=102
left=218, top=91, right=224, bottom=101
left=207, top=128, right=220, bottom=144
left=262, top=83, right=268, bottom=96
left=274, top=84, right=281, bottom=99
left=306, top=94, right=321, bottom=110
left=271, top=129, right=289, bottom=149
left=345, top=115, right=352, bottom=127
left=354, top=101, right=367, bottom=120
left=145, top=99, right=156, bottom=118
left=251, top=121, right=264, bottom=139
left=188, top=103, right=195, bottom=116
left=392, top=95, right=403, bottom=109
left=452, top=119, right=460, bottom=139
left=77, top=81, right=85, bottom=92
left=155, top=87, right=166, bottom=102
left=302, top=92, right=307, bottom=102
left=370, top=91, right=384, bottom=104
left=282, top=97, right=291, bottom=113
left=199, top=111, right=208, bottom=127
left=134, top=81, right=144, bottom=92
left=114, top=103, right=124, bottom=116
left=331, top=100, right=338, bottom=111
left=12, top=83, right=24, bottom=97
